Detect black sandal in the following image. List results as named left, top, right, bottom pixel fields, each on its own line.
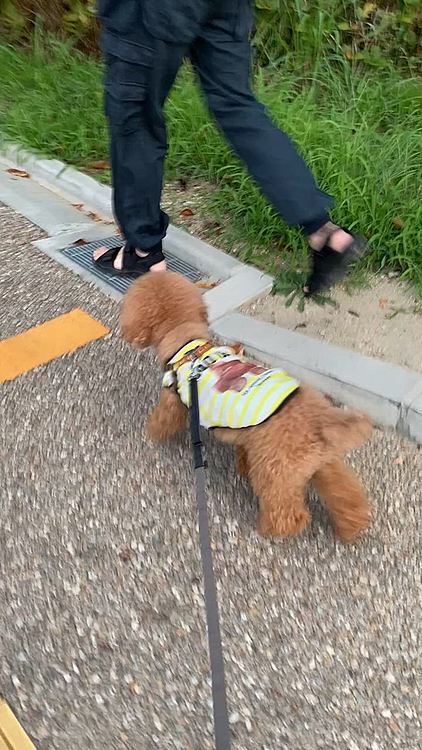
left=92, top=242, right=165, bottom=276
left=304, top=230, right=367, bottom=297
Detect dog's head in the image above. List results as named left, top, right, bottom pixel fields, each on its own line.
left=120, top=271, right=209, bottom=357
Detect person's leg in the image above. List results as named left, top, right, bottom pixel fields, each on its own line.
left=191, top=0, right=366, bottom=293
left=94, top=20, right=188, bottom=273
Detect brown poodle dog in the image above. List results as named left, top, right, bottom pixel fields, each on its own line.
left=121, top=271, right=373, bottom=542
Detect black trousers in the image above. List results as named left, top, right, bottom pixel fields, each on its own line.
left=99, top=0, right=333, bottom=252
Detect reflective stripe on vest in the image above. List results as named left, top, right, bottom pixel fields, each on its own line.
left=164, top=341, right=300, bottom=430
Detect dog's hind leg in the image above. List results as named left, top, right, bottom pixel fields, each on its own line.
left=312, top=458, right=372, bottom=542
left=235, top=426, right=316, bottom=538
left=255, top=485, right=311, bottom=538
left=247, top=460, right=311, bottom=538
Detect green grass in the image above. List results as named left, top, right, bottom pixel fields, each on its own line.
left=0, top=37, right=421, bottom=294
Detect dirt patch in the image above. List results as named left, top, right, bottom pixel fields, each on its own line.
left=162, top=179, right=251, bottom=259
left=244, top=275, right=422, bottom=372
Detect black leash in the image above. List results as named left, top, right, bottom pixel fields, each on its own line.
left=189, top=375, right=231, bottom=750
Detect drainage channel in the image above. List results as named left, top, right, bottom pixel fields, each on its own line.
left=61, top=235, right=203, bottom=295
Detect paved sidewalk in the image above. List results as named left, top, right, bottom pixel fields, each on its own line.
left=0, top=203, right=421, bottom=750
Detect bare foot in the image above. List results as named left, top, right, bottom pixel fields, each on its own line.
left=92, top=245, right=166, bottom=272
left=304, top=222, right=356, bottom=296
left=308, top=222, right=353, bottom=253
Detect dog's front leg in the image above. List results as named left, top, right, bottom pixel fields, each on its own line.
left=147, top=388, right=188, bottom=442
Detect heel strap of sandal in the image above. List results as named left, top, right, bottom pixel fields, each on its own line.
left=123, top=243, right=165, bottom=272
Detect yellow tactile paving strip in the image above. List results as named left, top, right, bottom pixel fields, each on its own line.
left=0, top=309, right=110, bottom=383
left=0, top=701, right=36, bottom=749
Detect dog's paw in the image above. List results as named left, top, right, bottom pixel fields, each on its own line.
left=334, top=504, right=372, bottom=543
left=146, top=409, right=168, bottom=443
left=256, top=507, right=310, bottom=538
left=146, top=390, right=188, bottom=443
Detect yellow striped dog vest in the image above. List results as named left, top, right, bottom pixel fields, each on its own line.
left=163, top=340, right=299, bottom=430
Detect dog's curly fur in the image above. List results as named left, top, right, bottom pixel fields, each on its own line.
left=121, top=271, right=373, bottom=541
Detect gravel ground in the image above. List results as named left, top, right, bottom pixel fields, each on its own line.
left=0, top=203, right=421, bottom=750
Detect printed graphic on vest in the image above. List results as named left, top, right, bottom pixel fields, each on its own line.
left=167, top=343, right=299, bottom=429
left=209, top=359, right=267, bottom=393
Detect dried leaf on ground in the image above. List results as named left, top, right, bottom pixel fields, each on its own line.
left=378, top=298, right=388, bottom=309
left=86, top=211, right=103, bottom=222
left=203, top=220, right=223, bottom=236
left=88, top=160, right=110, bottom=170
left=180, top=207, right=195, bottom=218
left=118, top=547, right=132, bottom=562
left=72, top=238, right=88, bottom=246
left=97, top=638, right=113, bottom=652
left=195, top=280, right=217, bottom=290
left=392, top=216, right=404, bottom=229
left=129, top=680, right=140, bottom=695
left=6, top=168, right=30, bottom=178
left=362, top=2, right=377, bottom=19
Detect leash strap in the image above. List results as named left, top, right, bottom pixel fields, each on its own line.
left=189, top=376, right=231, bottom=750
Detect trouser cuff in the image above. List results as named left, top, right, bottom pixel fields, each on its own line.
left=302, top=213, right=331, bottom=237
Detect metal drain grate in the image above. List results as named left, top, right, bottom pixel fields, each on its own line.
left=61, top=235, right=202, bottom=294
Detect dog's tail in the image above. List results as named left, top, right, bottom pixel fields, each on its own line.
left=312, top=458, right=372, bottom=542
left=320, top=408, right=373, bottom=454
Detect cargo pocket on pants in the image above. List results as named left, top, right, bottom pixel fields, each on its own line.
left=102, top=31, right=154, bottom=134
left=233, top=0, right=254, bottom=41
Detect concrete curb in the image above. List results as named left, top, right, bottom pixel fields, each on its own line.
left=211, top=313, right=422, bottom=441
left=2, top=144, right=422, bottom=441
left=2, top=143, right=114, bottom=219
left=407, top=400, right=422, bottom=443
left=0, top=144, right=273, bottom=316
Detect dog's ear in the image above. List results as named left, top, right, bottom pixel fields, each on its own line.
left=199, top=301, right=209, bottom=324
left=120, top=317, right=152, bottom=348
left=120, top=310, right=152, bottom=348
